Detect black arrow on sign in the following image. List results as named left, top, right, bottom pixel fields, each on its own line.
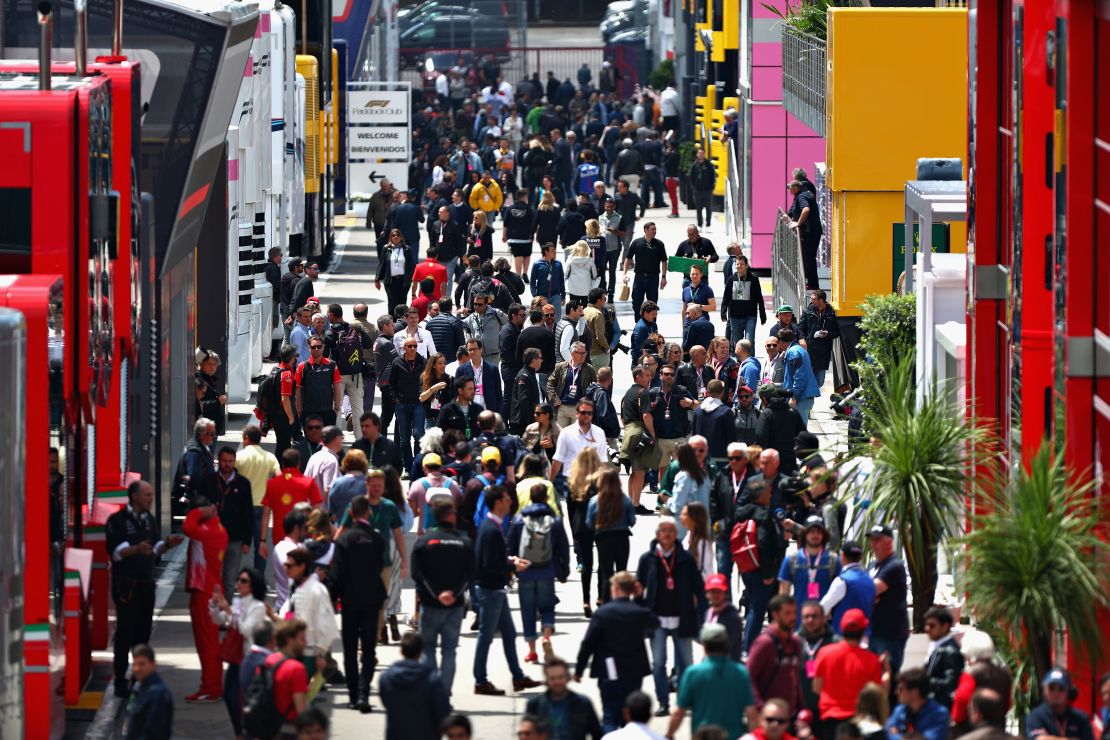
left=368, top=170, right=383, bottom=183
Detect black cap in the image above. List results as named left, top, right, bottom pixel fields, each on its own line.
left=869, top=524, right=894, bottom=539
left=842, top=540, right=863, bottom=557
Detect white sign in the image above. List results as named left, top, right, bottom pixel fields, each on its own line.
left=349, top=160, right=409, bottom=194
left=348, top=126, right=410, bottom=158
left=347, top=89, right=410, bottom=124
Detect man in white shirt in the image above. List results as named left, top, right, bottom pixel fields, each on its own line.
left=550, top=399, right=609, bottom=479
left=394, top=306, right=438, bottom=358
left=270, top=507, right=309, bottom=610
left=659, top=85, right=681, bottom=135
left=601, top=691, right=667, bottom=740
left=304, top=426, right=343, bottom=502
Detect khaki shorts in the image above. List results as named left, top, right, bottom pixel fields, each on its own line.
left=657, top=437, right=686, bottom=470
left=620, top=421, right=662, bottom=472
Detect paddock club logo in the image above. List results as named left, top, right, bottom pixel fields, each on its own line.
left=351, top=99, right=406, bottom=118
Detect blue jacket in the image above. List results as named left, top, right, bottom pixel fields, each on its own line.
left=631, top=317, right=658, bottom=366
left=783, top=342, right=820, bottom=401
left=830, top=563, right=876, bottom=634
left=392, top=202, right=425, bottom=252
left=739, top=356, right=761, bottom=395
left=507, top=503, right=571, bottom=582
left=683, top=315, right=715, bottom=353
left=529, top=258, right=566, bottom=300
left=887, top=699, right=951, bottom=740
left=126, top=672, right=174, bottom=740
left=455, top=359, right=503, bottom=415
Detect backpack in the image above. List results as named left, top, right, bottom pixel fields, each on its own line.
left=730, top=519, right=761, bottom=573
left=472, top=474, right=507, bottom=530
left=242, top=656, right=290, bottom=739
left=602, top=305, right=616, bottom=344
left=255, top=365, right=285, bottom=419
left=421, top=480, right=455, bottom=529
left=332, top=324, right=365, bottom=375
left=787, top=549, right=837, bottom=581
left=519, top=514, right=554, bottom=566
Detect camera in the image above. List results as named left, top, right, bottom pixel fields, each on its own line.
left=634, top=433, right=656, bottom=455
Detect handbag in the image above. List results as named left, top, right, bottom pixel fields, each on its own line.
left=618, top=276, right=630, bottom=302
left=219, top=626, right=244, bottom=664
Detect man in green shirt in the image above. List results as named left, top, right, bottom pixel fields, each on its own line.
left=360, top=469, right=408, bottom=642
left=666, top=623, right=757, bottom=740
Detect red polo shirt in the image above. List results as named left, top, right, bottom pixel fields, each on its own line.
left=814, top=640, right=883, bottom=720
left=263, top=468, right=322, bottom=542
left=412, top=258, right=448, bottom=299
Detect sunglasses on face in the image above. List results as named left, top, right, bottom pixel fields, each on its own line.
left=306, top=425, right=323, bottom=431
left=238, top=576, right=251, bottom=584
left=535, top=409, right=548, bottom=415
left=765, top=717, right=789, bottom=726
left=738, top=394, right=752, bottom=399
left=660, top=372, right=675, bottom=377
left=577, top=410, right=593, bottom=415
left=728, top=456, right=745, bottom=461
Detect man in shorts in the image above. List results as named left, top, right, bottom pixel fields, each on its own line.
left=640, top=362, right=696, bottom=509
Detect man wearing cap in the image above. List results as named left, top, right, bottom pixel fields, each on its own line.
left=818, top=540, right=875, bottom=635
left=735, top=384, right=760, bottom=445
left=703, top=573, right=743, bottom=662
left=408, top=453, right=464, bottom=536
left=461, top=447, right=508, bottom=540
left=868, top=524, right=910, bottom=675
left=303, top=426, right=344, bottom=502
left=1026, top=668, right=1094, bottom=740
left=732, top=473, right=788, bottom=650
left=779, top=327, right=820, bottom=426
left=769, top=305, right=799, bottom=340
left=666, top=622, right=756, bottom=739
left=778, top=515, right=841, bottom=603
left=886, top=667, right=950, bottom=740
left=814, top=608, right=889, bottom=740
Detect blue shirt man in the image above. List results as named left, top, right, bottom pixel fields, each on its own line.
left=819, top=541, right=876, bottom=634
left=887, top=667, right=952, bottom=740
left=780, top=326, right=820, bottom=424
left=778, top=518, right=840, bottom=603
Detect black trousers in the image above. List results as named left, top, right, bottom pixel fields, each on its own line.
left=113, top=580, right=155, bottom=687
left=379, top=389, right=396, bottom=437
left=692, top=189, right=713, bottom=227
left=341, top=607, right=381, bottom=703
left=274, top=417, right=299, bottom=458
left=386, top=282, right=408, bottom=316
left=801, top=231, right=821, bottom=290
left=595, top=530, right=630, bottom=604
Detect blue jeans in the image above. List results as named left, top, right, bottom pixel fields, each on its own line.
left=473, top=586, right=525, bottom=685
left=518, top=579, right=556, bottom=641
left=650, top=627, right=692, bottom=706
left=395, top=401, right=426, bottom=471
left=420, top=605, right=464, bottom=695
left=729, top=317, right=757, bottom=346
left=640, top=168, right=666, bottom=207
left=813, top=368, right=827, bottom=389
left=631, top=275, right=660, bottom=321
left=869, top=634, right=907, bottom=676
left=600, top=677, right=643, bottom=733
left=716, top=534, right=734, bottom=597
left=796, top=396, right=814, bottom=426
left=443, top=257, right=459, bottom=299
left=741, top=572, right=775, bottom=651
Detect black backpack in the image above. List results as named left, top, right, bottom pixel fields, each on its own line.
left=331, top=324, right=365, bottom=375
left=242, top=656, right=290, bottom=739
left=255, top=366, right=285, bottom=420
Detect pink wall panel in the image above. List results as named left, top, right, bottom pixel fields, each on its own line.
left=752, top=106, right=787, bottom=136
left=786, top=114, right=822, bottom=138
left=753, top=42, right=781, bottom=67
left=752, top=136, right=786, bottom=241
left=751, top=233, right=773, bottom=268
left=785, top=137, right=827, bottom=181
left=752, top=66, right=783, bottom=101
left=753, top=0, right=787, bottom=18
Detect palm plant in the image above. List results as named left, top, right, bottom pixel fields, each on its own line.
left=762, top=0, right=857, bottom=40
left=959, top=442, right=1110, bottom=716
left=854, top=356, right=987, bottom=630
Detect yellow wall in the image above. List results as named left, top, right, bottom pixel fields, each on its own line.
left=825, top=8, right=968, bottom=315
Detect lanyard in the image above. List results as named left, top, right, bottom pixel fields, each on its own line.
left=731, top=471, right=746, bottom=504
left=656, top=545, right=676, bottom=590
left=661, top=390, right=673, bottom=420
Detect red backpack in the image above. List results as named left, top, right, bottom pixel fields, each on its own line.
left=730, top=519, right=761, bottom=573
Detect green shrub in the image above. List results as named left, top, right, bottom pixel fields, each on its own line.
left=852, top=292, right=915, bottom=429
left=648, top=59, right=675, bottom=90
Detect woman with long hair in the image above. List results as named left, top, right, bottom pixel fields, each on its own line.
left=375, top=227, right=415, bottom=316
left=534, top=190, right=561, bottom=247
left=522, top=402, right=560, bottom=461
left=679, top=502, right=713, bottom=580
left=566, top=448, right=603, bottom=615
left=851, top=683, right=890, bottom=740
left=515, top=452, right=559, bottom=512
left=586, top=466, right=636, bottom=604
left=668, top=443, right=711, bottom=540
left=212, top=567, right=269, bottom=739
left=467, top=210, right=494, bottom=263
left=563, top=239, right=599, bottom=304
left=420, top=353, right=454, bottom=428
left=584, top=218, right=605, bottom=278
left=378, top=465, right=413, bottom=633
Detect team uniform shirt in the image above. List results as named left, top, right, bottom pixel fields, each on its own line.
left=1027, top=703, right=1095, bottom=740
left=264, top=651, right=310, bottom=722
left=263, top=468, right=323, bottom=543
left=182, top=508, right=229, bottom=596
left=813, top=640, right=883, bottom=720
left=235, top=445, right=282, bottom=507
left=412, top=259, right=449, bottom=300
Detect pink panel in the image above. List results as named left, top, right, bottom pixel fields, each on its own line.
left=753, top=42, right=782, bottom=67
left=751, top=233, right=773, bottom=268
left=785, top=137, right=827, bottom=182
left=754, top=0, right=788, bottom=17
left=752, top=105, right=786, bottom=136
left=753, top=66, right=783, bottom=101
left=787, top=115, right=822, bottom=138
left=752, top=136, right=786, bottom=227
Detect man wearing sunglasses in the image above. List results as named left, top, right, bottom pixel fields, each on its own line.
left=295, top=338, right=342, bottom=428
left=664, top=622, right=757, bottom=739
left=550, top=400, right=610, bottom=481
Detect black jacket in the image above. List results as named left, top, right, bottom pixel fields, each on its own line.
left=509, top=366, right=542, bottom=434
left=926, top=634, right=965, bottom=708
left=411, top=526, right=475, bottom=609
left=689, top=159, right=716, bottom=193
left=517, top=325, right=557, bottom=374
left=428, top=218, right=465, bottom=263
left=691, top=399, right=737, bottom=461
left=376, top=242, right=416, bottom=286
left=557, top=210, right=586, bottom=247
left=351, top=435, right=402, bottom=471
left=755, top=397, right=807, bottom=473
left=585, top=382, right=620, bottom=438
left=378, top=659, right=452, bottom=740
left=733, top=501, right=786, bottom=580
left=436, top=400, right=484, bottom=440
left=499, top=323, right=523, bottom=372
left=475, top=517, right=515, bottom=589
left=389, top=355, right=426, bottom=404
left=501, top=202, right=537, bottom=241
left=280, top=270, right=301, bottom=313
left=798, top=304, right=840, bottom=372
left=710, top=465, right=753, bottom=528
left=735, top=405, right=760, bottom=445
left=575, top=597, right=659, bottom=680
left=291, top=275, right=316, bottom=314
left=533, top=208, right=561, bottom=244
left=525, top=690, right=603, bottom=740
left=712, top=603, right=745, bottom=663
left=329, top=520, right=387, bottom=612
left=199, top=474, right=254, bottom=545
left=636, top=540, right=707, bottom=638
left=425, top=314, right=467, bottom=359
left=614, top=191, right=644, bottom=227
left=373, top=334, right=399, bottom=389
left=722, top=271, right=767, bottom=322
left=676, top=362, right=714, bottom=400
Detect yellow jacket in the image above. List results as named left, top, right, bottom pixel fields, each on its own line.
left=468, top=180, right=504, bottom=213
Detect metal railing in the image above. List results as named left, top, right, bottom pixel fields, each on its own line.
left=781, top=28, right=826, bottom=136
left=772, top=207, right=807, bottom=315
left=723, top=137, right=741, bottom=248
left=814, top=162, right=831, bottom=268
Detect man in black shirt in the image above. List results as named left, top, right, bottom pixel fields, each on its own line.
left=867, top=524, right=910, bottom=676
left=374, top=315, right=400, bottom=435
left=614, top=179, right=645, bottom=256
left=199, top=446, right=254, bottom=599
left=516, top=309, right=557, bottom=388
left=641, top=363, right=695, bottom=490
left=620, top=365, right=656, bottom=512
left=437, top=377, right=484, bottom=441
left=105, top=480, right=183, bottom=697
left=390, top=337, right=428, bottom=471
left=291, top=262, right=319, bottom=318
left=622, top=222, right=668, bottom=322
left=352, top=411, right=402, bottom=470
left=279, top=257, right=303, bottom=344
left=787, top=180, right=823, bottom=290
left=265, top=247, right=282, bottom=358
left=499, top=304, right=527, bottom=412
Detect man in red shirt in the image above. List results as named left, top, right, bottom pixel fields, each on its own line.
left=268, top=345, right=300, bottom=457
left=813, top=608, right=890, bottom=740
left=183, top=496, right=230, bottom=702
left=259, top=448, right=322, bottom=559
left=411, top=278, right=436, bottom=320
left=412, top=245, right=449, bottom=301
left=266, top=618, right=311, bottom=729
left=295, top=337, right=343, bottom=427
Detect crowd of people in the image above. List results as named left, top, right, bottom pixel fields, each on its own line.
left=105, top=57, right=1101, bottom=740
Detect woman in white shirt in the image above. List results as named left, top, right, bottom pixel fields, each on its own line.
left=563, top=239, right=600, bottom=303
left=212, top=567, right=271, bottom=737
left=279, top=547, right=339, bottom=678
left=679, top=502, right=714, bottom=581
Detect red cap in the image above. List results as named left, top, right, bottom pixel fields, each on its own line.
left=705, top=573, right=729, bottom=592
left=738, top=385, right=754, bottom=394
left=841, top=608, right=869, bottom=632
